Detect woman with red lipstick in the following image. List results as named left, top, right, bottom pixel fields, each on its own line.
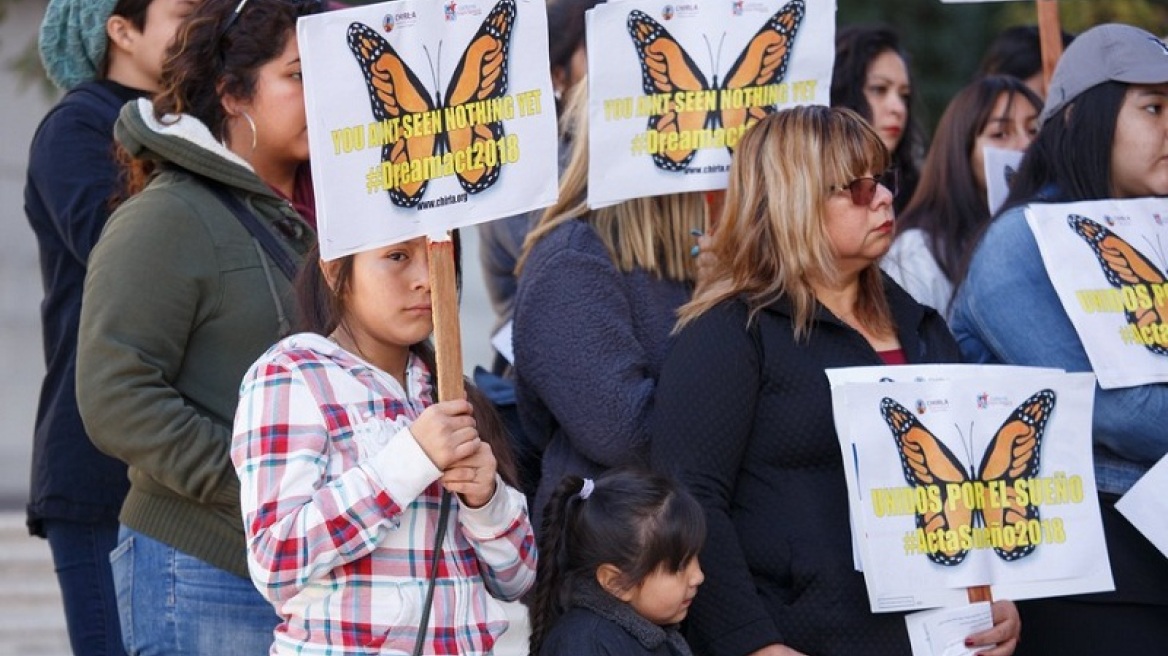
left=831, top=25, right=923, bottom=214
left=231, top=240, right=537, bottom=654
left=650, top=106, right=1021, bottom=656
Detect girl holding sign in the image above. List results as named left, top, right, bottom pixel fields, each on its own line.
left=651, top=105, right=1021, bottom=656
left=952, top=23, right=1168, bottom=655
left=76, top=0, right=320, bottom=651
left=232, top=241, right=536, bottom=655
left=513, top=83, right=708, bottom=529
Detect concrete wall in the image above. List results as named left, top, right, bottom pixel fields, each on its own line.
left=0, top=0, right=55, bottom=508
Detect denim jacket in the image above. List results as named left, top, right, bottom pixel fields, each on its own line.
left=950, top=201, right=1168, bottom=494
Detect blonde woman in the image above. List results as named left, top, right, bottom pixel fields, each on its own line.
left=512, top=82, right=707, bottom=528
left=650, top=106, right=1020, bottom=656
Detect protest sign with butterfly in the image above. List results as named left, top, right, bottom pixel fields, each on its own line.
left=1027, top=198, right=1168, bottom=388
left=827, top=365, right=1112, bottom=613
left=585, top=0, right=835, bottom=207
left=298, top=0, right=558, bottom=260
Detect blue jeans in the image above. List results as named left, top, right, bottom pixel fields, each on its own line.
left=43, top=518, right=125, bottom=656
left=109, top=525, right=279, bottom=655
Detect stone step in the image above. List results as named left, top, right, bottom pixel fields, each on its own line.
left=0, top=512, right=69, bottom=655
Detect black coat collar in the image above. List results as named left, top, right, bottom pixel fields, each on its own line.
left=569, top=579, right=694, bottom=655
left=754, top=272, right=943, bottom=362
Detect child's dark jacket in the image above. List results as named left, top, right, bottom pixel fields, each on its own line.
left=540, top=579, right=694, bottom=656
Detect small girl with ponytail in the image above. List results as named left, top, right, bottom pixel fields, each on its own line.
left=529, top=469, right=706, bottom=656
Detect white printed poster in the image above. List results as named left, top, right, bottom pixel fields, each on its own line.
left=298, top=0, right=559, bottom=260
left=585, top=0, right=835, bottom=207
left=829, top=365, right=1112, bottom=612
left=982, top=146, right=1023, bottom=215
left=1026, top=198, right=1168, bottom=388
left=1116, top=452, right=1168, bottom=560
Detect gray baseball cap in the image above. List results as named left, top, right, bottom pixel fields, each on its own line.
left=1040, top=23, right=1168, bottom=125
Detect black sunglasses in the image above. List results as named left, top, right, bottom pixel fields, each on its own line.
left=218, top=0, right=324, bottom=48
left=830, top=169, right=899, bottom=206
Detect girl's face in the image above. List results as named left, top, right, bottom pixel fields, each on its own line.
left=621, top=558, right=704, bottom=625
left=823, top=170, right=897, bottom=273
left=243, top=33, right=310, bottom=167
left=863, top=49, right=911, bottom=153
left=116, top=0, right=199, bottom=91
left=1110, top=83, right=1168, bottom=199
left=971, top=91, right=1039, bottom=191
left=337, top=238, right=433, bottom=362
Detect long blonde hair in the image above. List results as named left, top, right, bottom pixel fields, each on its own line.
left=517, top=80, right=706, bottom=281
left=678, top=105, right=893, bottom=340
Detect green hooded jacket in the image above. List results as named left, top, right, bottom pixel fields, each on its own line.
left=77, top=98, right=315, bottom=577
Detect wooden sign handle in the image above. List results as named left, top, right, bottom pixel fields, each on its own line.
left=967, top=585, right=993, bottom=604
left=1036, top=0, right=1064, bottom=97
left=428, top=233, right=466, bottom=403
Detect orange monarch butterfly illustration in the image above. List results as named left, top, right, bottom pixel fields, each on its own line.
left=1069, top=214, right=1168, bottom=356
left=347, top=0, right=515, bottom=208
left=626, top=0, right=804, bottom=171
left=880, top=389, right=1055, bottom=566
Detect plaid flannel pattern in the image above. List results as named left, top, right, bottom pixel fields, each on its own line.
left=232, top=334, right=536, bottom=655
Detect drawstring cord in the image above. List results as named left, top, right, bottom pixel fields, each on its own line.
left=253, top=238, right=291, bottom=337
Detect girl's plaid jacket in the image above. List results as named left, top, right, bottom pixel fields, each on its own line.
left=232, top=333, right=536, bottom=655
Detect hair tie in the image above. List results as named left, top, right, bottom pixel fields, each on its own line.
left=577, top=478, right=595, bottom=500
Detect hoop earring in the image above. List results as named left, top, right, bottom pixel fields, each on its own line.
left=241, top=111, right=257, bottom=152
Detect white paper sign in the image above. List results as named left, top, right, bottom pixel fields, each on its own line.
left=829, top=365, right=1113, bottom=612
left=298, top=0, right=559, bottom=260
left=905, top=602, right=993, bottom=656
left=585, top=0, right=835, bottom=207
left=826, top=364, right=1064, bottom=572
left=490, top=319, right=514, bottom=365
left=982, top=146, right=1023, bottom=215
left=1116, top=452, right=1168, bottom=560
left=1026, top=198, right=1168, bottom=389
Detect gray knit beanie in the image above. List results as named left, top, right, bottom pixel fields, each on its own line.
left=38, top=0, right=120, bottom=90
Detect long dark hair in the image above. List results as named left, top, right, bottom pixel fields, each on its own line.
left=547, top=0, right=602, bottom=75
left=831, top=25, right=922, bottom=214
left=546, top=0, right=603, bottom=114
left=999, top=81, right=1127, bottom=211
left=954, top=81, right=1127, bottom=286
left=977, top=25, right=1075, bottom=83
left=897, top=76, right=1041, bottom=285
left=528, top=469, right=706, bottom=654
left=293, top=238, right=517, bottom=486
left=121, top=0, right=321, bottom=196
